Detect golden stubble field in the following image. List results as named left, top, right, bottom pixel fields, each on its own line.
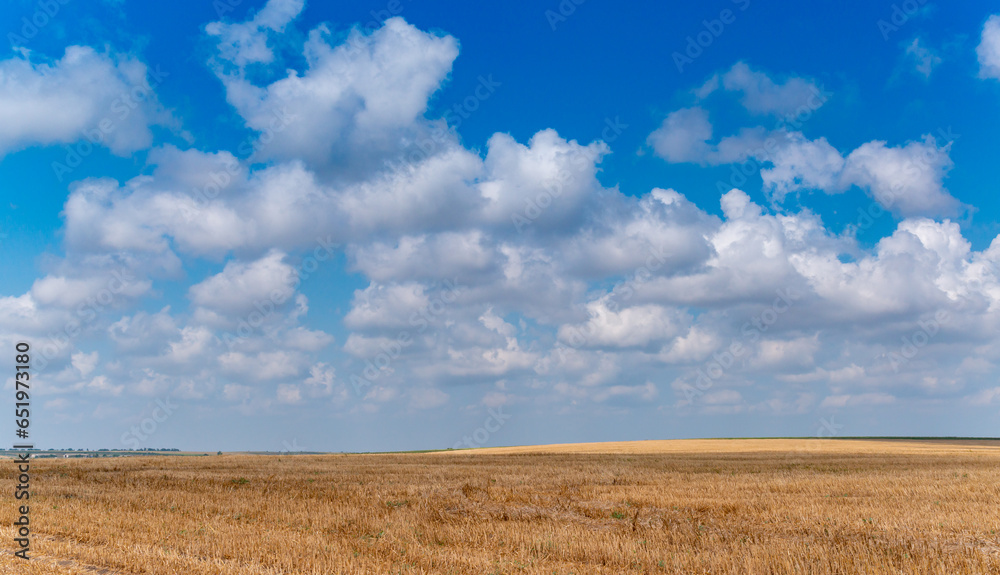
left=2, top=438, right=999, bottom=574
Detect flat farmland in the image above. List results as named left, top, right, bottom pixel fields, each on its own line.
left=2, top=439, right=999, bottom=574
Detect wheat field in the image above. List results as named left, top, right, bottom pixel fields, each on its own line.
left=2, top=439, right=999, bottom=574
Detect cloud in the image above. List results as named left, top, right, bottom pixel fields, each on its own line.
left=83, top=375, right=123, bottom=396
left=0, top=46, right=171, bottom=157
left=344, top=283, right=429, bottom=331
left=647, top=104, right=961, bottom=217
left=905, top=38, right=941, bottom=78
left=188, top=250, right=298, bottom=315
left=71, top=351, right=99, bottom=377
left=659, top=326, right=722, bottom=363
left=31, top=273, right=150, bottom=309
left=558, top=300, right=686, bottom=350
left=753, top=335, right=819, bottom=369
left=276, top=383, right=302, bottom=404
left=108, top=308, right=178, bottom=353
left=303, top=363, right=337, bottom=397
left=206, top=0, right=305, bottom=66
left=840, top=135, right=961, bottom=217
left=349, top=231, right=493, bottom=283
left=702, top=389, right=742, bottom=406
left=9, top=11, right=1000, bottom=440
left=977, top=15, right=1000, bottom=79
left=698, top=62, right=826, bottom=117
left=758, top=131, right=962, bottom=217
left=967, top=386, right=1000, bottom=405
left=592, top=381, right=657, bottom=403
left=820, top=393, right=895, bottom=409
left=646, top=107, right=713, bottom=163
left=759, top=133, right=844, bottom=200
left=479, top=129, right=609, bottom=230
left=211, top=11, right=459, bottom=176
left=219, top=350, right=304, bottom=381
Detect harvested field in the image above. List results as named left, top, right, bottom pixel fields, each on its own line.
left=2, top=439, right=999, bottom=574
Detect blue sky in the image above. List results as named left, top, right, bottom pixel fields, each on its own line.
left=3, top=0, right=1000, bottom=451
